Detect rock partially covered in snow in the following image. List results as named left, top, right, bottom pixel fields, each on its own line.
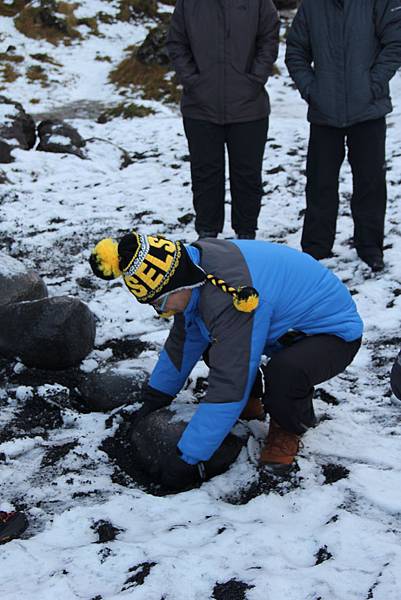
left=36, top=119, right=86, bottom=158
left=0, top=96, right=36, bottom=163
left=0, top=252, right=48, bottom=307
left=84, top=137, right=133, bottom=170
left=130, top=408, right=243, bottom=484
left=137, top=23, right=170, bottom=66
left=0, top=296, right=96, bottom=370
left=77, top=368, right=148, bottom=412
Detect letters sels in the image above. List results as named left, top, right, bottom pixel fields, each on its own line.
left=124, top=236, right=176, bottom=298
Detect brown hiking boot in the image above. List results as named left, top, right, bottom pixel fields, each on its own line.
left=260, top=419, right=301, bottom=472
left=240, top=396, right=265, bottom=421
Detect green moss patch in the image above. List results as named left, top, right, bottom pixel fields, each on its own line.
left=98, top=102, right=155, bottom=123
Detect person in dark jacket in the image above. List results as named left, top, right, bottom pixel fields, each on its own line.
left=286, top=0, right=401, bottom=271
left=90, top=233, right=363, bottom=491
left=167, top=0, right=280, bottom=240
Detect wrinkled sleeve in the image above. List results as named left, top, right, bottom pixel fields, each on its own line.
left=178, top=301, right=272, bottom=464
left=250, top=0, right=280, bottom=84
left=149, top=314, right=209, bottom=398
left=371, top=0, right=401, bottom=98
left=285, top=2, right=315, bottom=100
left=166, top=0, right=199, bottom=90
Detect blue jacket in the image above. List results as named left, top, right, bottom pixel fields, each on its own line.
left=149, top=240, right=363, bottom=464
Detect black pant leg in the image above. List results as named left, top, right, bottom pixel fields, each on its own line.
left=183, top=118, right=226, bottom=234
left=225, top=118, right=268, bottom=235
left=302, top=124, right=346, bottom=258
left=347, top=118, right=387, bottom=259
left=263, top=334, right=361, bottom=435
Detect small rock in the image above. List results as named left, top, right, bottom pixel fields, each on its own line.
left=212, top=579, right=254, bottom=600
left=0, top=296, right=96, bottom=370
left=0, top=96, right=36, bottom=163
left=0, top=251, right=48, bottom=307
left=36, top=119, right=86, bottom=158
left=137, top=23, right=170, bottom=66
left=92, top=520, right=122, bottom=544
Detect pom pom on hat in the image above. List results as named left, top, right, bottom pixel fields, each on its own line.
left=90, top=238, right=122, bottom=280
left=233, top=286, right=259, bottom=313
left=206, top=274, right=259, bottom=313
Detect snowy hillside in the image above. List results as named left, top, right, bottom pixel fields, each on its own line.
left=1, top=2, right=401, bottom=599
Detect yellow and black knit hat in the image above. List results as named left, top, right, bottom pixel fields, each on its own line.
left=89, top=232, right=259, bottom=313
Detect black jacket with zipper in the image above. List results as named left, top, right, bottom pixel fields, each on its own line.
left=166, top=0, right=280, bottom=125
left=285, top=0, right=401, bottom=128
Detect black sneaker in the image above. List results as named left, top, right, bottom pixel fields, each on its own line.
left=197, top=231, right=218, bottom=239
left=236, top=232, right=256, bottom=240
left=360, top=255, right=384, bottom=272
left=0, top=511, right=29, bottom=544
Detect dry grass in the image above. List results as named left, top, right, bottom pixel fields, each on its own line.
left=26, top=65, right=49, bottom=86
left=118, top=0, right=158, bottom=21
left=0, top=63, right=19, bottom=83
left=110, top=53, right=180, bottom=104
left=0, top=0, right=29, bottom=17
left=15, top=3, right=81, bottom=44
left=14, top=1, right=100, bottom=44
left=30, top=53, right=62, bottom=67
left=0, top=53, right=24, bottom=63
left=98, top=102, right=155, bottom=123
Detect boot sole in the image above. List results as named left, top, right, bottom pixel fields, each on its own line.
left=261, top=462, right=294, bottom=474
left=0, top=513, right=29, bottom=544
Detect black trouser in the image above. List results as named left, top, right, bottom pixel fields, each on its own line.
left=261, top=334, right=362, bottom=435
left=302, top=118, right=387, bottom=260
left=183, top=117, right=269, bottom=235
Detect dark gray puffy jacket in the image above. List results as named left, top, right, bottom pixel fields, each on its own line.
left=166, top=0, right=280, bottom=125
left=285, top=0, right=401, bottom=128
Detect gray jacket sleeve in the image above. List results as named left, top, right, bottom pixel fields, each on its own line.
left=166, top=0, right=198, bottom=89
left=250, top=0, right=280, bottom=84
left=371, top=0, right=401, bottom=99
left=285, top=1, right=315, bottom=100
left=390, top=350, right=401, bottom=400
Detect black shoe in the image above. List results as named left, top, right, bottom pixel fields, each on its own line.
left=197, top=231, right=218, bottom=240
left=360, top=255, right=384, bottom=272
left=303, top=249, right=334, bottom=260
left=236, top=232, right=256, bottom=240
left=0, top=511, right=29, bottom=544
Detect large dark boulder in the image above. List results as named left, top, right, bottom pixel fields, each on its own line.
left=77, top=369, right=148, bottom=412
left=0, top=96, right=36, bottom=163
left=0, top=296, right=96, bottom=369
left=137, top=23, right=170, bottom=66
left=36, top=119, right=86, bottom=158
left=130, top=408, right=244, bottom=485
left=0, top=252, right=48, bottom=306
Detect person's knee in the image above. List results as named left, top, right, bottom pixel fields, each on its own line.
left=264, top=352, right=311, bottom=396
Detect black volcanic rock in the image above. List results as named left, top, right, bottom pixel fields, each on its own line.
left=0, top=251, right=48, bottom=306
left=130, top=407, right=244, bottom=484
left=77, top=369, right=147, bottom=412
left=0, top=296, right=96, bottom=369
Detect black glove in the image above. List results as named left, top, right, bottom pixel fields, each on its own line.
left=160, top=450, right=207, bottom=491
left=130, top=385, right=174, bottom=427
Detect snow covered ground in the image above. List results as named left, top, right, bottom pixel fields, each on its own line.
left=1, top=5, right=401, bottom=599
